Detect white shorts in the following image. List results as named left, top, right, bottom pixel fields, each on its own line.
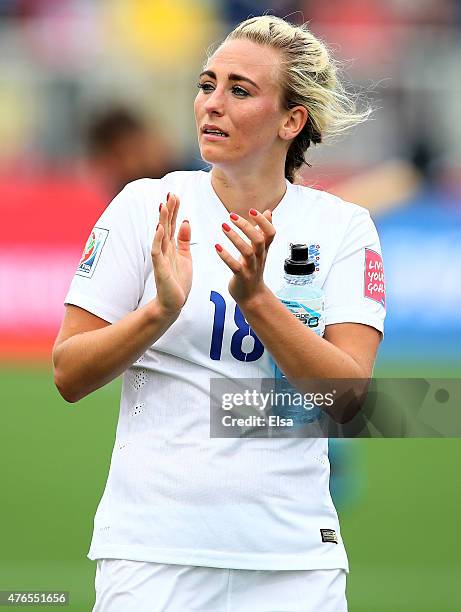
left=92, top=559, right=347, bottom=612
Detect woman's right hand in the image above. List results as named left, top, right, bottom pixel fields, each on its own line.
left=151, top=193, right=193, bottom=315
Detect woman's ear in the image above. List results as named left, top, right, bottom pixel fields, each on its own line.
left=279, top=106, right=308, bottom=141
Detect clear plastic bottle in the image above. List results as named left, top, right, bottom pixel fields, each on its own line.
left=272, top=243, right=325, bottom=425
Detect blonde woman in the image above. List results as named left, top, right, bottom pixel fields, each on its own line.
left=53, top=16, right=385, bottom=612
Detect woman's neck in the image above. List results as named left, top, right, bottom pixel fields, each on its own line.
left=210, top=165, right=288, bottom=221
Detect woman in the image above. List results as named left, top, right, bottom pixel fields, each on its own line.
left=53, top=15, right=385, bottom=612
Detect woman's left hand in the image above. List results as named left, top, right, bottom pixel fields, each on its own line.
left=215, top=208, right=275, bottom=306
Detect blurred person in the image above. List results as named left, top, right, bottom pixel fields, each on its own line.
left=327, top=157, right=422, bottom=215
left=84, top=106, right=177, bottom=200
left=53, top=15, right=385, bottom=612
left=329, top=140, right=441, bottom=215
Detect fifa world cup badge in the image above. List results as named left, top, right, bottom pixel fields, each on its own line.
left=76, top=227, right=109, bottom=278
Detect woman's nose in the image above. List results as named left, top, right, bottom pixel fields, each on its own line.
left=203, top=88, right=225, bottom=116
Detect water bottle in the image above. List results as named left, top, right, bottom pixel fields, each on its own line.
left=272, top=243, right=325, bottom=425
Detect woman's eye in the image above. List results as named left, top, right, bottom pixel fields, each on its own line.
left=232, top=85, right=249, bottom=97
left=197, top=82, right=249, bottom=97
left=197, top=82, right=214, bottom=93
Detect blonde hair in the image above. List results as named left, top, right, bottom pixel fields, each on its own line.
left=223, top=15, right=370, bottom=182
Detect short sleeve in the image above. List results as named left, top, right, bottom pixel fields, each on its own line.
left=323, top=207, right=386, bottom=335
left=64, top=184, right=148, bottom=323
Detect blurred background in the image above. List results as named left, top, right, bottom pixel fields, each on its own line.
left=0, top=1, right=460, bottom=611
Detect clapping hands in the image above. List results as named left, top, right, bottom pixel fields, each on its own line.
left=151, top=193, right=193, bottom=315
left=215, top=208, right=275, bottom=306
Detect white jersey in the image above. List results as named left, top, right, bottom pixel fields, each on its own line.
left=65, top=170, right=385, bottom=572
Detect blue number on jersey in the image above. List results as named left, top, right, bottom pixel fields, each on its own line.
left=209, top=290, right=264, bottom=362
left=209, top=290, right=226, bottom=360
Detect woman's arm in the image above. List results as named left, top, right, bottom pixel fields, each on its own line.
left=238, top=292, right=380, bottom=422
left=53, top=193, right=192, bottom=403
left=52, top=302, right=179, bottom=403
left=238, top=287, right=381, bottom=380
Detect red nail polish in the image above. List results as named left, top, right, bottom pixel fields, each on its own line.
left=222, top=222, right=231, bottom=232
left=166, top=192, right=170, bottom=201
left=230, top=212, right=239, bottom=221
left=183, top=219, right=189, bottom=224
left=156, top=223, right=159, bottom=230
left=215, top=243, right=223, bottom=252
left=159, top=203, right=163, bottom=212
left=249, top=208, right=258, bottom=216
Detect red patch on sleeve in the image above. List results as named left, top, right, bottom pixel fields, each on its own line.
left=364, top=248, right=385, bottom=307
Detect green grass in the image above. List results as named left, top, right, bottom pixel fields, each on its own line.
left=0, top=363, right=460, bottom=611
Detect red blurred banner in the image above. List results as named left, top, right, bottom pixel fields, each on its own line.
left=0, top=176, right=108, bottom=361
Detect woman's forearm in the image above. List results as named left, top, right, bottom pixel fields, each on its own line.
left=238, top=287, right=367, bottom=381
left=52, top=300, right=179, bottom=403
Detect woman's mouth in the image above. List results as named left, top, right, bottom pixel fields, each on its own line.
left=202, top=125, right=229, bottom=140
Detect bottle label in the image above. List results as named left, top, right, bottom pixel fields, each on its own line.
left=280, top=296, right=325, bottom=337
left=271, top=292, right=326, bottom=425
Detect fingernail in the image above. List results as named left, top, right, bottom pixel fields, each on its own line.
left=230, top=212, right=238, bottom=221
left=159, top=203, right=163, bottom=212
left=222, top=222, right=231, bottom=232
left=249, top=208, right=258, bottom=216
left=215, top=243, right=223, bottom=252
left=156, top=223, right=159, bottom=230
left=166, top=192, right=170, bottom=201
left=183, top=219, right=189, bottom=224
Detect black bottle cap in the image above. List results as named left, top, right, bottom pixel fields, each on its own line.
left=284, top=243, right=315, bottom=275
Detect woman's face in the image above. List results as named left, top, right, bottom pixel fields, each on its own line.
left=194, top=39, right=288, bottom=169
